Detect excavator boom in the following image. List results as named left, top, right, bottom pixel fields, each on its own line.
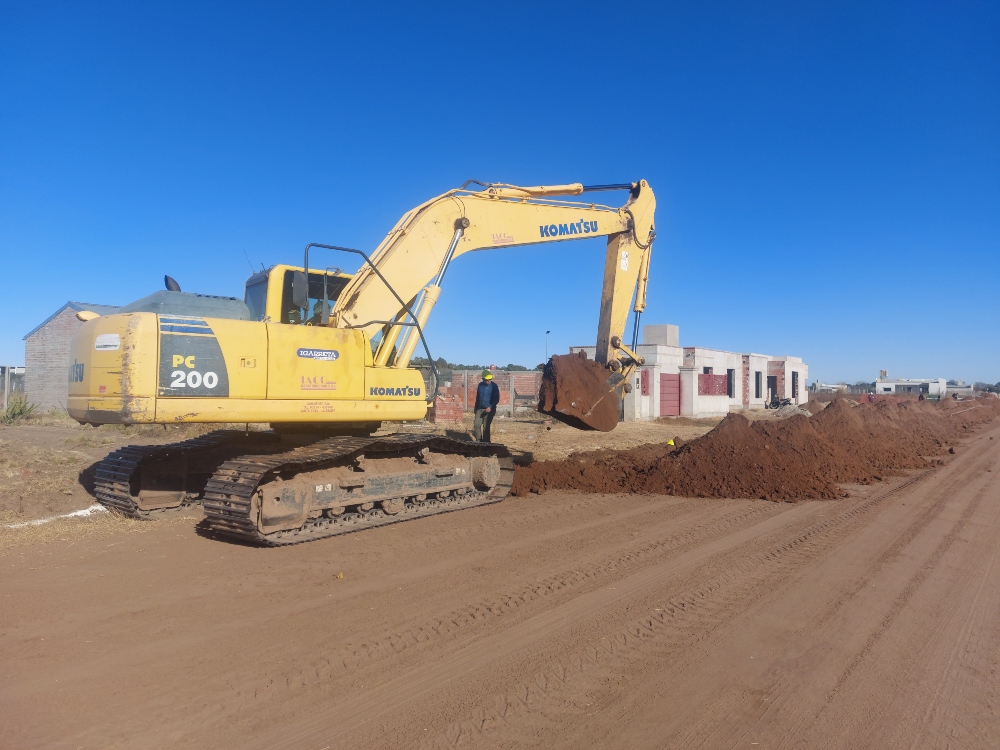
left=329, top=180, right=655, bottom=368
left=318, top=179, right=656, bottom=429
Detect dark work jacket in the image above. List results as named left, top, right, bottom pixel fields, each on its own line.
left=475, top=381, right=500, bottom=411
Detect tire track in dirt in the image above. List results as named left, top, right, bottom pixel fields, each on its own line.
left=878, top=533, right=1000, bottom=750
left=723, top=439, right=1000, bottom=750
left=576, top=424, right=1000, bottom=750
left=715, top=468, right=998, bottom=750
left=825, top=479, right=993, bottom=702
left=814, top=451, right=1000, bottom=749
left=36, top=495, right=684, bottom=648
left=247, top=501, right=823, bottom=750
left=40, top=496, right=726, bottom=748
left=417, top=464, right=963, bottom=750
left=225, top=500, right=781, bottom=709
left=907, top=539, right=1000, bottom=749
left=66, top=498, right=777, bottom=747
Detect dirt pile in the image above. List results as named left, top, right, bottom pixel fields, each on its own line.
left=512, top=397, right=1000, bottom=500
left=537, top=352, right=622, bottom=432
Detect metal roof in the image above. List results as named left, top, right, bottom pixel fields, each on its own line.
left=22, top=301, right=122, bottom=340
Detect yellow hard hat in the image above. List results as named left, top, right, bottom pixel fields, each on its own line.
left=482, top=370, right=493, bottom=380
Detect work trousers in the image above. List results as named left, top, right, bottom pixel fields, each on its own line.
left=473, top=408, right=495, bottom=442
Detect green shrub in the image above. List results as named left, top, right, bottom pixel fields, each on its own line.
left=1, top=395, right=37, bottom=425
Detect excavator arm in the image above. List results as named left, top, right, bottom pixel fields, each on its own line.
left=313, top=180, right=656, bottom=430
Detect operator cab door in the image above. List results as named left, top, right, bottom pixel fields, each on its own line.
left=264, top=269, right=364, bottom=401
left=266, top=325, right=365, bottom=400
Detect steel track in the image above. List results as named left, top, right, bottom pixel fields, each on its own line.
left=93, top=430, right=281, bottom=519
left=202, top=434, right=515, bottom=546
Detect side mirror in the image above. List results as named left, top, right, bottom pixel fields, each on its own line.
left=291, top=271, right=309, bottom=310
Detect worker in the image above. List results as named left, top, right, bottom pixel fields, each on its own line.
left=308, top=298, right=331, bottom=325
left=473, top=370, right=500, bottom=442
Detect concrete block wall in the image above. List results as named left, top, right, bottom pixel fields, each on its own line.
left=768, top=357, right=809, bottom=404
left=681, top=347, right=745, bottom=411
left=642, top=324, right=678, bottom=347
left=435, top=370, right=543, bottom=416
left=679, top=366, right=731, bottom=418
left=767, top=360, right=786, bottom=403
left=24, top=308, right=81, bottom=410
left=745, top=354, right=770, bottom=409
left=429, top=395, right=464, bottom=423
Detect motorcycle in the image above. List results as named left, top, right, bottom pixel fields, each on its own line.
left=765, top=396, right=793, bottom=409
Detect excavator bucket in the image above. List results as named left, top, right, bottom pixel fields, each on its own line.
left=537, top=352, right=623, bottom=432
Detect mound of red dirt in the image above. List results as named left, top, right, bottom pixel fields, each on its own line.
left=511, top=397, right=1000, bottom=501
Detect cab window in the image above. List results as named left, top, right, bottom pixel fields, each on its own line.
left=280, top=271, right=350, bottom=325
left=244, top=281, right=268, bottom=321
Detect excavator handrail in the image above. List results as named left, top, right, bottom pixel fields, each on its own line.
left=303, top=242, right=439, bottom=402
left=458, top=179, right=636, bottom=194
left=448, top=190, right=624, bottom=213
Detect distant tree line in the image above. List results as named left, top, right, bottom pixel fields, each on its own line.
left=411, top=357, right=543, bottom=372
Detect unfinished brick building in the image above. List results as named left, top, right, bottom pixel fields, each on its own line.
left=23, top=302, right=120, bottom=410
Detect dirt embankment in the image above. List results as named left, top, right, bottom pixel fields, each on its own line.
left=512, top=397, right=1000, bottom=500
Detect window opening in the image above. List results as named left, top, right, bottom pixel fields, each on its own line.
left=281, top=270, right=350, bottom=325
left=244, top=281, right=268, bottom=321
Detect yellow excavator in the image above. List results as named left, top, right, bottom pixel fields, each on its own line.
left=68, top=180, right=656, bottom=545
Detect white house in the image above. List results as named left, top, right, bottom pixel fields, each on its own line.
left=571, top=324, right=809, bottom=421
left=874, top=378, right=947, bottom=397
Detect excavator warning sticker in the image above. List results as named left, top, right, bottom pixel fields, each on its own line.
left=492, top=232, right=514, bottom=245
left=94, top=333, right=120, bottom=351
left=297, top=348, right=339, bottom=361
left=301, top=401, right=335, bottom=413
left=620, top=250, right=629, bottom=271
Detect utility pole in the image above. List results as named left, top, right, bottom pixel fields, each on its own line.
left=3, top=366, right=8, bottom=412
left=545, top=330, right=550, bottom=361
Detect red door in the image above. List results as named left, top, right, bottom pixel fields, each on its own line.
left=659, top=373, right=680, bottom=416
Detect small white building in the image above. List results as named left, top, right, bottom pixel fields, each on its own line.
left=946, top=381, right=975, bottom=398
left=812, top=382, right=848, bottom=393
left=874, top=378, right=946, bottom=397
left=571, top=324, right=809, bottom=421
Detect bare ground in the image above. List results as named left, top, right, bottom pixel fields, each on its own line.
left=0, top=414, right=720, bottom=527
left=0, top=418, right=217, bottom=524
left=1, top=416, right=999, bottom=748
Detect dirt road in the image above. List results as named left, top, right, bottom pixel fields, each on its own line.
left=2, top=421, right=999, bottom=748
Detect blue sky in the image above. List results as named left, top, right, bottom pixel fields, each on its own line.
left=1, top=2, right=997, bottom=383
